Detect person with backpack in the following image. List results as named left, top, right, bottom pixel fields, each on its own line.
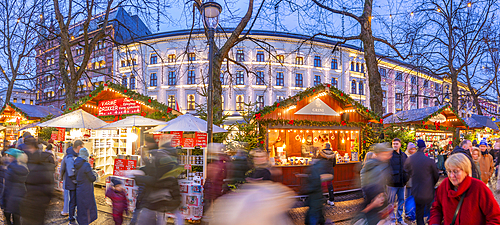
left=317, top=143, right=336, bottom=206
left=405, top=140, right=439, bottom=225
left=60, top=140, right=83, bottom=224
left=134, top=142, right=182, bottom=225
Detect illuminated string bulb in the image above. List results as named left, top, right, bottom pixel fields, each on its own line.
left=437, top=8, right=441, bottom=12
left=410, top=12, right=414, bottom=16
left=389, top=14, right=392, bottom=19
left=467, top=2, right=472, bottom=7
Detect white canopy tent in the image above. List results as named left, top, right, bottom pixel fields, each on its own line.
left=99, top=115, right=166, bottom=129
left=146, top=114, right=227, bottom=133
left=38, top=109, right=107, bottom=129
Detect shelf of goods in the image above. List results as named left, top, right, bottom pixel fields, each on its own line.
left=178, top=148, right=205, bottom=182
left=177, top=147, right=205, bottom=221
left=91, top=128, right=133, bottom=175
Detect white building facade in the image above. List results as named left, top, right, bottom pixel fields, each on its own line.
left=114, top=29, right=485, bottom=117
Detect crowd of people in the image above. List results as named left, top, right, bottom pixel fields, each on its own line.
left=355, top=138, right=500, bottom=225
left=3, top=131, right=500, bottom=225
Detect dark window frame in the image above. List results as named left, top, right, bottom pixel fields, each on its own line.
left=187, top=70, right=196, bottom=85
left=168, top=71, right=176, bottom=85
left=295, top=73, right=303, bottom=87
left=150, top=73, right=157, bottom=87
left=276, top=72, right=284, bottom=86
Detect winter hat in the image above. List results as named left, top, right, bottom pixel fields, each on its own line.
left=472, top=140, right=478, bottom=147
left=5, top=148, right=23, bottom=158
left=406, top=142, right=416, bottom=151
left=111, top=178, right=123, bottom=186
left=480, top=140, right=488, bottom=146
left=79, top=148, right=89, bottom=161
left=371, top=143, right=393, bottom=153
left=417, top=139, right=426, bottom=149
left=324, top=143, right=331, bottom=150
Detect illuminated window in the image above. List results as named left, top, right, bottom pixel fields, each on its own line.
left=168, top=54, right=176, bottom=63
left=331, top=77, right=338, bottom=88
left=122, top=76, right=127, bottom=87
left=277, top=55, right=284, bottom=63
left=130, top=75, right=136, bottom=89
left=295, top=73, right=303, bottom=87
left=314, top=56, right=321, bottom=67
left=22, top=99, right=25, bottom=104
left=314, top=75, right=321, bottom=86
left=256, top=50, right=265, bottom=62
left=150, top=73, right=157, bottom=87
left=188, top=53, right=196, bottom=61
left=236, top=95, right=245, bottom=111
left=256, top=95, right=264, bottom=109
left=168, top=71, right=176, bottom=85
left=236, top=71, right=244, bottom=85
left=30, top=100, right=33, bottom=105
left=295, top=57, right=303, bottom=65
left=13, top=98, right=17, bottom=103
left=187, top=94, right=196, bottom=110
left=236, top=50, right=244, bottom=62
left=276, top=72, right=284, bottom=86
left=121, top=60, right=126, bottom=67
left=150, top=53, right=158, bottom=64
left=331, top=59, right=338, bottom=70
left=256, top=71, right=265, bottom=85
left=187, top=70, right=196, bottom=85
left=168, top=95, right=176, bottom=109
left=358, top=81, right=364, bottom=95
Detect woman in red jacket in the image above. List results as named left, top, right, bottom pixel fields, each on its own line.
left=430, top=153, right=500, bottom=225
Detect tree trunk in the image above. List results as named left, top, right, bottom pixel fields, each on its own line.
left=3, top=78, right=16, bottom=107
left=212, top=55, right=223, bottom=124
left=450, top=71, right=459, bottom=109
left=359, top=0, right=383, bottom=116
left=472, top=93, right=483, bottom=115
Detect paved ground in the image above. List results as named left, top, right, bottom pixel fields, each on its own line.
left=5, top=175, right=500, bottom=225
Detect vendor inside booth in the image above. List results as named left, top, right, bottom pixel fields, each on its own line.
left=383, top=104, right=468, bottom=151
left=0, top=102, right=62, bottom=148
left=256, top=84, right=381, bottom=193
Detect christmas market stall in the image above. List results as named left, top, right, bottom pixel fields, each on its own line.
left=144, top=113, right=227, bottom=221
left=383, top=105, right=468, bottom=150
left=256, top=84, right=381, bottom=193
left=0, top=102, right=62, bottom=148
left=462, top=114, right=499, bottom=143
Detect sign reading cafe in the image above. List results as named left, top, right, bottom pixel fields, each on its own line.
left=98, top=98, right=141, bottom=116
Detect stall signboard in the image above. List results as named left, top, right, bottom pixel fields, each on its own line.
left=51, top=131, right=58, bottom=141
left=195, top=133, right=207, bottom=147
left=113, top=159, right=137, bottom=176
left=98, top=98, right=141, bottom=116
left=171, top=131, right=183, bottom=146
left=57, top=128, right=65, bottom=141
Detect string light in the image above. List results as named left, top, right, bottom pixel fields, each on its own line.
left=467, top=2, right=472, bottom=7
left=437, top=8, right=441, bottom=12
left=410, top=12, right=414, bottom=16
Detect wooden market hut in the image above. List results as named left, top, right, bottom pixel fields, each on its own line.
left=0, top=102, right=62, bottom=147
left=383, top=105, right=468, bottom=148
left=256, top=84, right=381, bottom=193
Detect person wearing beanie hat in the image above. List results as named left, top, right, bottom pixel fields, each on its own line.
left=478, top=139, right=494, bottom=183
left=360, top=143, right=392, bottom=188
left=406, top=143, right=417, bottom=157
left=74, top=147, right=97, bottom=225
left=3, top=148, right=28, bottom=225
left=405, top=139, right=439, bottom=225
left=106, top=178, right=128, bottom=225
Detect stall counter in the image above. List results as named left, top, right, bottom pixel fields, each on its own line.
left=271, top=162, right=361, bottom=193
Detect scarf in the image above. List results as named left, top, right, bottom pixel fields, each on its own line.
left=482, top=150, right=489, bottom=156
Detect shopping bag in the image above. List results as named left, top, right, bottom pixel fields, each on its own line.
left=405, top=195, right=416, bottom=221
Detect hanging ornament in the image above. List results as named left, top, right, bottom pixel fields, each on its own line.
left=255, top=113, right=261, bottom=119
left=277, top=103, right=280, bottom=107
left=104, top=83, right=108, bottom=86
left=313, top=136, right=319, bottom=143
left=313, top=89, right=316, bottom=92
left=260, top=141, right=264, bottom=144
left=327, top=84, right=331, bottom=88
left=124, top=90, right=127, bottom=93
left=148, top=99, right=152, bottom=103
left=341, top=93, right=344, bottom=97
left=295, top=135, right=301, bottom=141
left=288, top=120, right=294, bottom=125
left=89, top=94, right=92, bottom=97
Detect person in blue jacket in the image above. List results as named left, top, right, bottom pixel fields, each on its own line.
left=60, top=140, right=83, bottom=223
left=3, top=148, right=28, bottom=225
left=75, top=148, right=98, bottom=225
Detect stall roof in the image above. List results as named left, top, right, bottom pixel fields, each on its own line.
left=1, top=102, right=62, bottom=120
left=464, top=114, right=499, bottom=131
left=64, top=82, right=181, bottom=119
left=256, top=84, right=382, bottom=123
left=383, top=105, right=467, bottom=128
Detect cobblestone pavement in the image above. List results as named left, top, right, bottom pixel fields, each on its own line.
left=7, top=176, right=500, bottom=225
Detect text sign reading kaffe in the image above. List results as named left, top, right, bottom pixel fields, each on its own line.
left=98, top=98, right=141, bottom=116
left=113, top=159, right=137, bottom=176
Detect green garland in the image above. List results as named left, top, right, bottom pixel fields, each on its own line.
left=63, top=82, right=176, bottom=119
left=0, top=102, right=29, bottom=120
left=421, top=104, right=469, bottom=129
left=256, top=83, right=382, bottom=121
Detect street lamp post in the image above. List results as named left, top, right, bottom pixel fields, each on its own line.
left=202, top=0, right=222, bottom=144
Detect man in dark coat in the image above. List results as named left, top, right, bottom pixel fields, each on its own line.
left=20, top=137, right=55, bottom=225
left=3, top=148, right=28, bottom=225
left=74, top=148, right=98, bottom=225
left=405, top=140, right=439, bottom=225
left=60, top=140, right=83, bottom=224
left=387, top=138, right=409, bottom=225
left=451, top=139, right=481, bottom=180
